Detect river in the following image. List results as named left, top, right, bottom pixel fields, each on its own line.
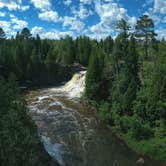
left=25, top=71, right=163, bottom=166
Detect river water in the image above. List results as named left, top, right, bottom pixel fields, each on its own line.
left=25, top=71, right=163, bottom=166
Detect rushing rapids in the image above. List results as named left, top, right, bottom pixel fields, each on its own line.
left=26, top=71, right=163, bottom=166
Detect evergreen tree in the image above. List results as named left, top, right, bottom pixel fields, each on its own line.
left=85, top=45, right=101, bottom=100
left=102, top=36, right=114, bottom=54
left=122, top=35, right=140, bottom=115
left=0, top=27, right=6, bottom=40
left=21, top=28, right=32, bottom=39
left=135, top=15, right=157, bottom=59
left=111, top=21, right=140, bottom=116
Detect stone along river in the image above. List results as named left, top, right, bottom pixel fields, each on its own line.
left=25, top=71, right=163, bottom=166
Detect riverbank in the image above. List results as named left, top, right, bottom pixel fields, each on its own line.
left=104, top=115, right=166, bottom=164
left=111, top=127, right=166, bottom=165
left=82, top=100, right=166, bottom=165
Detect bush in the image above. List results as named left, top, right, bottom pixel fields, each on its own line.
left=130, top=116, right=154, bottom=140
left=98, top=102, right=111, bottom=122
left=119, top=116, right=132, bottom=133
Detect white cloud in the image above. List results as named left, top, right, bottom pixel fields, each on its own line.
left=31, top=0, right=60, bottom=23
left=39, top=10, right=59, bottom=23
left=21, top=5, right=30, bottom=11
left=79, top=0, right=93, bottom=5
left=71, top=4, right=93, bottom=19
left=0, top=20, right=11, bottom=33
left=64, top=0, right=72, bottom=6
left=156, top=28, right=166, bottom=40
left=30, top=0, right=51, bottom=11
left=87, top=0, right=137, bottom=39
left=31, top=26, right=45, bottom=36
left=31, top=26, right=75, bottom=39
left=10, top=15, right=28, bottom=30
left=153, top=0, right=166, bottom=14
left=95, top=1, right=128, bottom=27
left=90, top=23, right=110, bottom=34
left=63, top=16, right=85, bottom=32
left=0, top=0, right=29, bottom=11
left=0, top=11, right=6, bottom=17
left=128, top=16, right=137, bottom=27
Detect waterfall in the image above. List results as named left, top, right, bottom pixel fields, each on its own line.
left=51, top=71, right=86, bottom=99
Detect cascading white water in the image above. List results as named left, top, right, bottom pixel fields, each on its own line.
left=62, top=71, right=86, bottom=98
left=50, top=71, right=86, bottom=99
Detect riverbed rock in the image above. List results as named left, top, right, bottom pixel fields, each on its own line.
left=136, top=157, right=145, bottom=165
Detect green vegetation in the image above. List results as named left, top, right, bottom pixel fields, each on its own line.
left=85, top=15, right=166, bottom=162
left=0, top=28, right=93, bottom=86
left=0, top=14, right=165, bottom=163
left=0, top=75, right=58, bottom=166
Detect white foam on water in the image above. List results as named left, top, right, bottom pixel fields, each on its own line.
left=38, top=95, right=50, bottom=102
left=51, top=71, right=86, bottom=99
left=41, top=135, right=65, bottom=166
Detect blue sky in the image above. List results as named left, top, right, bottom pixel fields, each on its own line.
left=0, top=0, right=165, bottom=40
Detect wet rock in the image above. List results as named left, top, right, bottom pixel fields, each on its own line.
left=136, top=157, right=145, bottom=165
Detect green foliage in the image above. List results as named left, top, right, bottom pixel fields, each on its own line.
left=85, top=46, right=101, bottom=100
left=0, top=15, right=166, bottom=163
left=84, top=17, right=166, bottom=162
left=98, top=102, right=111, bottom=122
left=135, top=15, right=157, bottom=59
left=0, top=77, right=56, bottom=166
left=0, top=27, right=6, bottom=39
left=0, top=28, right=95, bottom=86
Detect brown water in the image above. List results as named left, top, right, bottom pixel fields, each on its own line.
left=25, top=72, right=164, bottom=166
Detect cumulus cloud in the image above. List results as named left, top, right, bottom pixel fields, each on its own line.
left=0, top=0, right=165, bottom=40
left=31, top=26, right=75, bottom=39
left=156, top=28, right=166, bottom=40
left=30, top=0, right=51, bottom=11
left=64, top=0, right=72, bottom=6
left=63, top=16, right=85, bottom=32
left=30, top=0, right=60, bottom=23
left=10, top=14, right=28, bottom=30
left=71, top=4, right=93, bottom=19
left=95, top=1, right=128, bottom=27
left=31, top=26, right=45, bottom=36
left=0, top=0, right=29, bottom=11
left=79, top=0, right=94, bottom=5
left=0, top=11, right=6, bottom=17
left=0, top=20, right=11, bottom=33
left=39, top=11, right=59, bottom=23
left=153, top=0, right=166, bottom=14
left=87, top=0, right=137, bottom=39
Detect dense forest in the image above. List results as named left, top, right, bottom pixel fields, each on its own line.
left=85, top=16, right=166, bottom=162
left=0, top=14, right=166, bottom=164
left=0, top=27, right=93, bottom=86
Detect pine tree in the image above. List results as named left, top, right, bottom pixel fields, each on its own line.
left=0, top=27, right=6, bottom=40
left=135, top=15, right=157, bottom=59
left=21, top=28, right=32, bottom=39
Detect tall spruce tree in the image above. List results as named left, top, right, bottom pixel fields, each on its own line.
left=122, top=35, right=140, bottom=115
left=85, top=45, right=101, bottom=100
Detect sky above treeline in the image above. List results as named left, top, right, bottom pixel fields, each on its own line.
left=0, top=0, right=165, bottom=40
